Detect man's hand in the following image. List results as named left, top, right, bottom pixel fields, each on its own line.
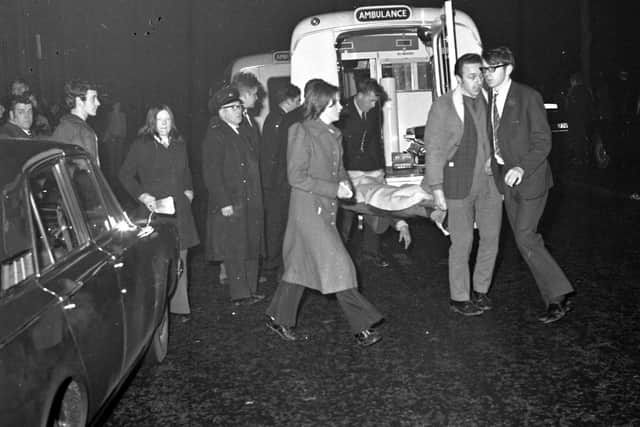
left=337, top=180, right=353, bottom=199
left=504, top=166, right=524, bottom=187
left=138, top=192, right=156, bottom=212
left=433, top=189, right=447, bottom=211
left=184, top=190, right=194, bottom=202
left=397, top=223, right=412, bottom=250
left=221, top=205, right=234, bottom=216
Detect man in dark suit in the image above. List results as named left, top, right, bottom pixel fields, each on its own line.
left=483, top=46, right=574, bottom=324
left=423, top=53, right=502, bottom=316
left=0, top=95, right=34, bottom=138
left=260, top=84, right=301, bottom=279
left=336, top=78, right=390, bottom=267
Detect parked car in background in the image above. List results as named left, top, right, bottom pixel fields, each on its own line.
left=0, top=138, right=180, bottom=426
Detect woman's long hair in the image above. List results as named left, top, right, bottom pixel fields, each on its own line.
left=138, top=104, right=184, bottom=143
left=303, top=80, right=339, bottom=120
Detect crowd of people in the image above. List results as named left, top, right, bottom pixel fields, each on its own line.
left=0, top=45, right=576, bottom=348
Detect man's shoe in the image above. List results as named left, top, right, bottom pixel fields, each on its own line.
left=266, top=316, right=304, bottom=341
left=471, top=292, right=493, bottom=311
left=258, top=275, right=268, bottom=284
left=450, top=300, right=484, bottom=316
left=538, top=303, right=568, bottom=324
left=355, top=329, right=382, bottom=347
left=363, top=253, right=390, bottom=268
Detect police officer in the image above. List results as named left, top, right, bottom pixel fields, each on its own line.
left=203, top=86, right=265, bottom=305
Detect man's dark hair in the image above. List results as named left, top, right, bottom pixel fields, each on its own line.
left=356, top=78, right=383, bottom=97
left=482, top=46, right=516, bottom=68
left=231, top=72, right=261, bottom=92
left=8, top=94, right=32, bottom=112
left=275, top=84, right=301, bottom=105
left=454, top=53, right=483, bottom=77
left=63, top=79, right=98, bottom=109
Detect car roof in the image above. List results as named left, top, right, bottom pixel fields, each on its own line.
left=0, top=138, right=85, bottom=185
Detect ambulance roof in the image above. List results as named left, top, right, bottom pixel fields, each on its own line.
left=291, top=6, right=480, bottom=51
left=230, top=51, right=290, bottom=75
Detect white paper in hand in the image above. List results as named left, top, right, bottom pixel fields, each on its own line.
left=152, top=196, right=175, bottom=215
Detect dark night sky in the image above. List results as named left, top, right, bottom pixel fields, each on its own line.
left=0, top=0, right=635, bottom=140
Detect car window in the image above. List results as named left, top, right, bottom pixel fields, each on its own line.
left=64, top=157, right=113, bottom=239
left=29, top=165, right=80, bottom=264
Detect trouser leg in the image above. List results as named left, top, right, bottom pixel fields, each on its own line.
left=245, top=258, right=259, bottom=295
left=361, top=222, right=381, bottom=256
left=472, top=182, right=503, bottom=294
left=340, top=209, right=355, bottom=242
left=504, top=191, right=574, bottom=306
left=170, top=249, right=191, bottom=314
left=446, top=198, right=474, bottom=301
left=226, top=258, right=252, bottom=300
left=266, top=280, right=305, bottom=327
left=335, top=288, right=384, bottom=334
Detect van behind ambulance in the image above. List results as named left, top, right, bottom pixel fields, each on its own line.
left=225, top=50, right=291, bottom=130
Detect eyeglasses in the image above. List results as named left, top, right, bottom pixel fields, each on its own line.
left=480, top=64, right=509, bottom=74
left=222, top=104, right=244, bottom=111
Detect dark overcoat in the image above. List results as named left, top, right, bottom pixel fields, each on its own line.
left=119, top=134, right=200, bottom=249
left=202, top=118, right=264, bottom=261
left=281, top=119, right=357, bottom=294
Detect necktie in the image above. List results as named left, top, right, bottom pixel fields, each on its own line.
left=492, top=90, right=504, bottom=165
left=244, top=111, right=252, bottom=127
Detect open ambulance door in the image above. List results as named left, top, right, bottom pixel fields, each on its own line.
left=433, top=0, right=458, bottom=97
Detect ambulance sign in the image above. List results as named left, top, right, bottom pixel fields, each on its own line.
left=354, top=5, right=412, bottom=22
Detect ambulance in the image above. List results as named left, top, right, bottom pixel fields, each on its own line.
left=290, top=2, right=482, bottom=184
left=225, top=50, right=291, bottom=130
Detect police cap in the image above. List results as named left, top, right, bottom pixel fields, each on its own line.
left=212, top=85, right=241, bottom=111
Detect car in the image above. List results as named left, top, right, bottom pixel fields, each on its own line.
left=0, top=138, right=181, bottom=426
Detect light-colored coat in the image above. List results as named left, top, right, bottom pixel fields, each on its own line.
left=281, top=119, right=357, bottom=294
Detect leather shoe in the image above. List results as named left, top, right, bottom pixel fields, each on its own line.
left=363, top=253, right=390, bottom=268
left=266, top=316, right=306, bottom=341
left=471, top=292, right=493, bottom=311
left=450, top=300, right=484, bottom=316
left=538, top=302, right=570, bottom=324
left=355, top=328, right=382, bottom=347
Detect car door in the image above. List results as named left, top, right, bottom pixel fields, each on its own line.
left=28, top=159, right=126, bottom=413
left=61, top=156, right=161, bottom=370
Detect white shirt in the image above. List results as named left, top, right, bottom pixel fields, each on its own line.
left=493, top=77, right=512, bottom=117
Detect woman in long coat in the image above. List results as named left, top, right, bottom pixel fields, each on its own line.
left=119, top=104, right=199, bottom=318
left=265, top=80, right=384, bottom=347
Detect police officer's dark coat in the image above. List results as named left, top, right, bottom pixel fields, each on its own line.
left=202, top=117, right=264, bottom=261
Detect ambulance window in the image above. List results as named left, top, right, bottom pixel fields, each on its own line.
left=381, top=61, right=433, bottom=92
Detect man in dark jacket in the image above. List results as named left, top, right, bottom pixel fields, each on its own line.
left=260, top=84, right=301, bottom=279
left=203, top=85, right=265, bottom=306
left=0, top=95, right=34, bottom=138
left=52, top=80, right=101, bottom=163
left=483, top=46, right=574, bottom=324
left=336, top=78, right=390, bottom=267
